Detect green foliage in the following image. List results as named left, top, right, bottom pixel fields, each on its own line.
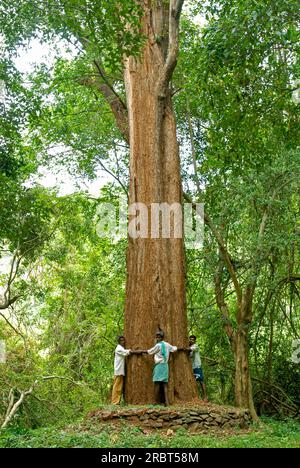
left=0, top=59, right=39, bottom=177
left=0, top=0, right=144, bottom=71
left=176, top=0, right=300, bottom=414
left=0, top=191, right=127, bottom=428
left=0, top=0, right=299, bottom=435
left=176, top=0, right=300, bottom=173
left=28, top=56, right=129, bottom=180
left=1, top=418, right=299, bottom=448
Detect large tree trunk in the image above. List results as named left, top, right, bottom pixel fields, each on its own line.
left=123, top=1, right=197, bottom=404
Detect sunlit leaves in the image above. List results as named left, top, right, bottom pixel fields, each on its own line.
left=0, top=0, right=145, bottom=71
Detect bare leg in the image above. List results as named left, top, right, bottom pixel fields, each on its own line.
left=200, top=381, right=208, bottom=401
left=163, top=383, right=169, bottom=406
left=154, top=383, right=160, bottom=404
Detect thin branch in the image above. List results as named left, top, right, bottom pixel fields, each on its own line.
left=0, top=295, right=20, bottom=310
left=157, top=0, right=185, bottom=96
left=98, top=159, right=128, bottom=197
left=1, top=375, right=84, bottom=429
left=78, top=62, right=129, bottom=144
left=93, top=60, right=127, bottom=109
left=184, top=192, right=242, bottom=304
left=214, top=255, right=236, bottom=350
left=186, top=97, right=201, bottom=194
left=0, top=312, right=24, bottom=337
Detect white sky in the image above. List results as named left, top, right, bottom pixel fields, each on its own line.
left=12, top=10, right=206, bottom=197
left=14, top=39, right=113, bottom=196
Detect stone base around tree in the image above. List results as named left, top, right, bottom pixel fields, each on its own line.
left=87, top=403, right=251, bottom=432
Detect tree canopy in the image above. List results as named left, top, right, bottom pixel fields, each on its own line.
left=0, top=0, right=299, bottom=438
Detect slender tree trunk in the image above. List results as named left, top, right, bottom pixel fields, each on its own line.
left=123, top=1, right=197, bottom=404
left=215, top=258, right=258, bottom=419
left=234, top=323, right=250, bottom=406
left=234, top=324, right=258, bottom=420
left=234, top=300, right=258, bottom=421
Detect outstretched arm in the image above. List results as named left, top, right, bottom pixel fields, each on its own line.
left=147, top=344, right=160, bottom=355
left=116, top=348, right=131, bottom=357
left=168, top=344, right=178, bottom=353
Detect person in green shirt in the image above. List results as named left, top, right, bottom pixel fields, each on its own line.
left=144, top=330, right=179, bottom=406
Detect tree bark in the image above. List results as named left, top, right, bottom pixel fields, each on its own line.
left=234, top=322, right=250, bottom=406
left=214, top=249, right=258, bottom=420
left=123, top=1, right=197, bottom=404
left=234, top=314, right=258, bottom=421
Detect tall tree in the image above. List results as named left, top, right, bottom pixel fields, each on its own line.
left=0, top=0, right=197, bottom=404
left=177, top=0, right=300, bottom=418
left=123, top=0, right=197, bottom=404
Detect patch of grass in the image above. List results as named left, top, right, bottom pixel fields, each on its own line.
left=0, top=418, right=299, bottom=448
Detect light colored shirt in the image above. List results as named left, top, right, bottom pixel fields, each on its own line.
left=114, top=344, right=131, bottom=376
left=190, top=344, right=202, bottom=369
left=147, top=341, right=177, bottom=364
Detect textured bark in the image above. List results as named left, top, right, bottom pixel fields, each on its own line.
left=234, top=324, right=250, bottom=408
left=234, top=319, right=258, bottom=421
left=214, top=250, right=258, bottom=420
left=234, top=287, right=258, bottom=419
left=123, top=1, right=197, bottom=404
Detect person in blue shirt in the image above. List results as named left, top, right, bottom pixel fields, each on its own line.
left=188, top=335, right=208, bottom=401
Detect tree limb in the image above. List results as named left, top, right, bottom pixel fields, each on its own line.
left=0, top=295, right=20, bottom=310
left=1, top=375, right=84, bottom=429
left=78, top=62, right=129, bottom=144
left=183, top=192, right=243, bottom=304
left=157, top=0, right=185, bottom=96
left=97, top=159, right=128, bottom=197
left=0, top=311, right=24, bottom=338
left=214, top=255, right=236, bottom=350
left=0, top=251, right=22, bottom=310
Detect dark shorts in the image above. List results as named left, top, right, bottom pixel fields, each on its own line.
left=193, top=367, right=204, bottom=382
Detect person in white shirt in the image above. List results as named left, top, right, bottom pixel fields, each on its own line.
left=144, top=330, right=180, bottom=406
left=111, top=336, right=141, bottom=405
left=188, top=335, right=208, bottom=401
